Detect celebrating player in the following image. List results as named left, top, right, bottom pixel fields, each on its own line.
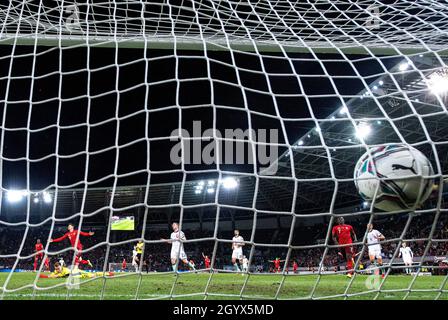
left=366, top=223, right=385, bottom=277
left=332, top=217, right=357, bottom=278
left=202, top=253, right=211, bottom=270
left=231, top=229, right=245, bottom=272
left=50, top=223, right=94, bottom=268
left=161, top=222, right=196, bottom=272
left=33, top=239, right=44, bottom=272
left=269, top=257, right=284, bottom=273
left=399, top=242, right=414, bottom=274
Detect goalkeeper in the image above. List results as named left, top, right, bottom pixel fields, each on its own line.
left=39, top=262, right=114, bottom=279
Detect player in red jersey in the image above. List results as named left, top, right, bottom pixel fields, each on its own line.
left=202, top=253, right=211, bottom=269
left=44, top=256, right=50, bottom=271
left=33, top=239, right=44, bottom=272
left=332, top=217, right=357, bottom=278
left=292, top=260, right=298, bottom=274
left=269, top=257, right=284, bottom=273
left=122, top=258, right=127, bottom=271
left=50, top=223, right=94, bottom=268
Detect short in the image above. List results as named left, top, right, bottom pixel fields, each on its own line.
left=403, top=257, right=413, bottom=265
left=368, top=246, right=382, bottom=259
left=35, top=253, right=44, bottom=260
left=340, top=244, right=354, bottom=255
left=171, top=249, right=187, bottom=261
left=232, top=248, right=243, bottom=260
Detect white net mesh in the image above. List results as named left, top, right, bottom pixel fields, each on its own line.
left=0, top=0, right=447, bottom=300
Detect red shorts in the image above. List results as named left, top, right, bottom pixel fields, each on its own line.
left=35, top=253, right=44, bottom=260
left=340, top=243, right=354, bottom=256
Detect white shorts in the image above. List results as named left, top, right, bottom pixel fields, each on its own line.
left=171, top=249, right=187, bottom=261
left=368, top=246, right=382, bottom=259
left=232, top=248, right=243, bottom=260
left=403, top=257, right=413, bottom=265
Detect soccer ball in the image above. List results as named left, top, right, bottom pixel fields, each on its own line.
left=354, top=144, right=434, bottom=211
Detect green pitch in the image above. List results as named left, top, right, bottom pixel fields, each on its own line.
left=0, top=272, right=446, bottom=300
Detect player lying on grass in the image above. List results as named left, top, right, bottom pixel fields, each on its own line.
left=366, top=223, right=385, bottom=278
left=332, top=217, right=357, bottom=278
left=50, top=223, right=94, bottom=268
left=161, top=222, right=196, bottom=272
left=39, top=262, right=114, bottom=279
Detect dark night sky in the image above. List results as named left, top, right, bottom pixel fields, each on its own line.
left=0, top=44, right=400, bottom=191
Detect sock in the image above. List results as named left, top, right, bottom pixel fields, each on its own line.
left=79, top=259, right=89, bottom=265
left=33, top=259, right=38, bottom=271
left=378, top=263, right=383, bottom=275
left=234, top=263, right=240, bottom=272
left=347, top=259, right=353, bottom=273
left=172, top=264, right=178, bottom=272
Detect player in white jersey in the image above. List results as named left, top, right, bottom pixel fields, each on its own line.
left=161, top=222, right=196, bottom=272
left=241, top=255, right=249, bottom=273
left=399, top=242, right=414, bottom=274
left=366, top=223, right=385, bottom=277
left=231, top=229, right=245, bottom=272
left=131, top=246, right=139, bottom=272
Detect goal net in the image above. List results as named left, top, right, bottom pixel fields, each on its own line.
left=0, top=0, right=447, bottom=300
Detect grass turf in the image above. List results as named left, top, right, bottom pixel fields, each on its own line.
left=0, top=272, right=446, bottom=300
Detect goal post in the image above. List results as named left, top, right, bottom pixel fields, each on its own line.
left=0, top=0, right=447, bottom=301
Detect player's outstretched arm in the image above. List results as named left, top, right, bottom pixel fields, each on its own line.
left=79, top=231, right=94, bottom=237
left=50, top=233, right=68, bottom=243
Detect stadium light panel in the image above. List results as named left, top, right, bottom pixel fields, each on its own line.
left=428, top=71, right=448, bottom=95
left=399, top=62, right=410, bottom=71
left=221, top=177, right=238, bottom=190
left=6, top=190, right=26, bottom=203
left=33, top=196, right=39, bottom=203
left=207, top=180, right=215, bottom=186
left=43, top=191, right=52, bottom=203
left=379, top=80, right=384, bottom=85
left=355, top=122, right=372, bottom=139
left=339, top=106, right=348, bottom=114
left=206, top=188, right=214, bottom=194
left=298, top=140, right=304, bottom=146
